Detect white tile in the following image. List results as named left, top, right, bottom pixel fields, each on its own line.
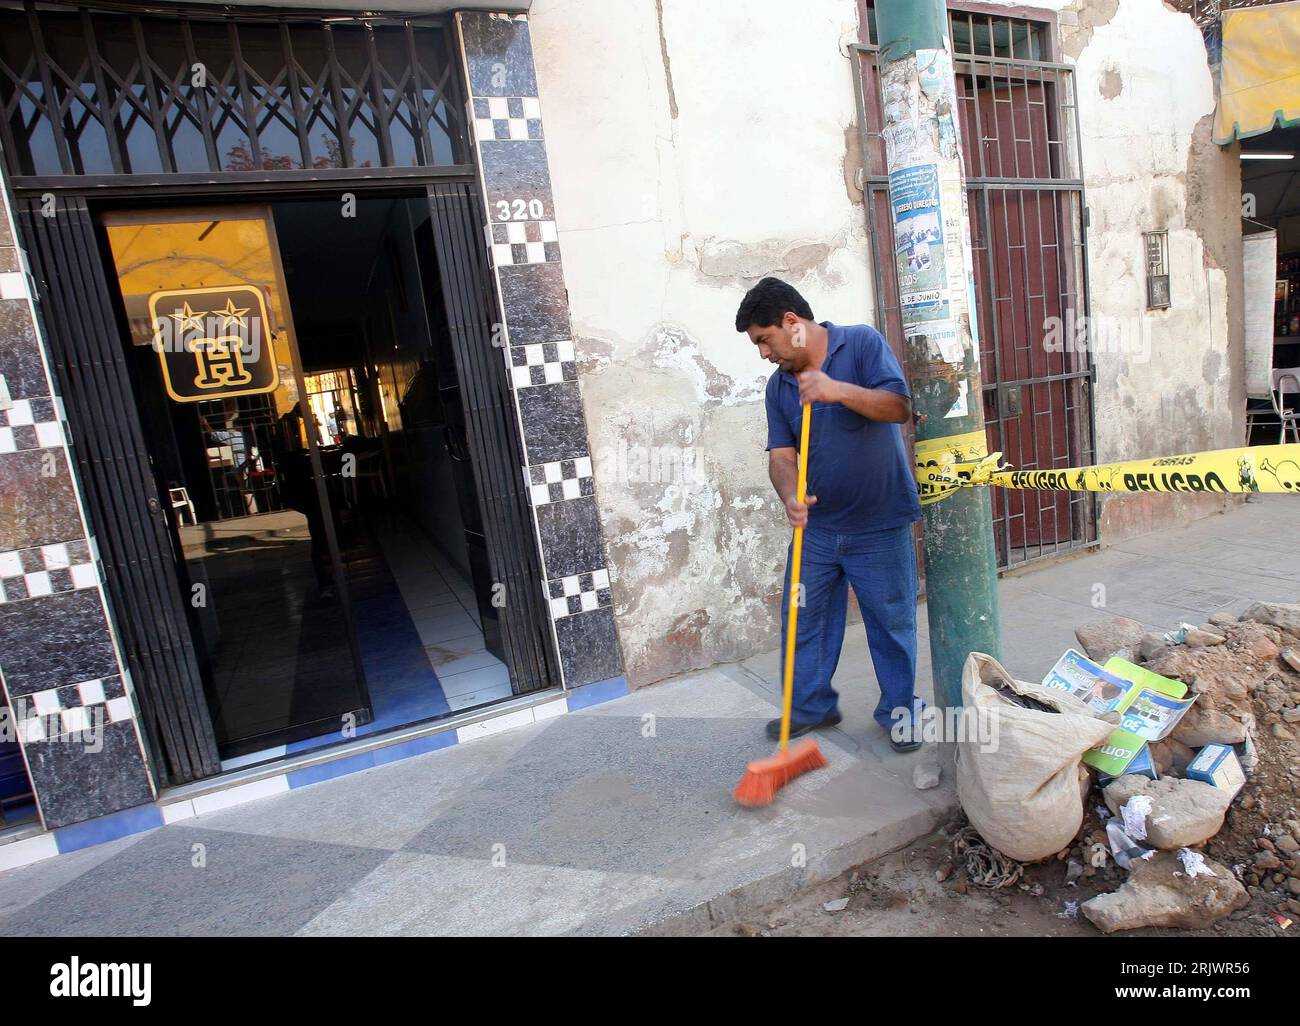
left=580, top=590, right=598, bottom=612
left=487, top=97, right=508, bottom=119
left=506, top=221, right=527, bottom=244
left=455, top=706, right=532, bottom=740
left=509, top=118, right=529, bottom=140
left=105, top=697, right=133, bottom=723
left=549, top=596, right=570, bottom=619
left=540, top=220, right=558, bottom=242
left=426, top=646, right=500, bottom=676
left=593, top=568, right=610, bottom=589
left=32, top=689, right=59, bottom=716
left=413, top=610, right=478, bottom=647
left=522, top=97, right=542, bottom=119
left=6, top=400, right=33, bottom=426
left=40, top=544, right=69, bottom=569
left=219, top=745, right=287, bottom=772
left=23, top=572, right=51, bottom=597
left=576, top=456, right=593, bottom=477
left=0, top=832, right=59, bottom=873
left=19, top=717, right=45, bottom=742
left=557, top=340, right=576, bottom=361
left=0, top=551, right=22, bottom=577
left=530, top=483, right=550, bottom=505
left=190, top=774, right=290, bottom=817
left=0, top=271, right=28, bottom=301
left=160, top=801, right=196, bottom=825
left=532, top=697, right=568, bottom=722
left=512, top=365, right=533, bottom=388
left=543, top=363, right=563, bottom=384
left=35, top=422, right=63, bottom=448
left=438, top=661, right=510, bottom=699
left=561, top=478, right=580, bottom=501
left=492, top=243, right=514, bottom=266
left=525, top=241, right=545, bottom=264
left=543, top=461, right=562, bottom=483
left=69, top=563, right=98, bottom=589
left=77, top=679, right=105, bottom=705
left=0, top=429, right=14, bottom=454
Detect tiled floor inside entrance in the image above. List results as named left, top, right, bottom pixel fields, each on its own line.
left=220, top=516, right=511, bottom=772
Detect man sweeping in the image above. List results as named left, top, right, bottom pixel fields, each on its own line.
left=736, top=277, right=924, bottom=753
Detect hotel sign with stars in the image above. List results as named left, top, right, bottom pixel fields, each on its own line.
left=148, top=284, right=280, bottom=402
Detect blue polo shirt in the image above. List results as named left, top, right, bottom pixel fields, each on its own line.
left=765, top=322, right=922, bottom=534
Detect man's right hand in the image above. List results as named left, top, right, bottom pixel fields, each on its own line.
left=784, top=493, right=817, bottom=529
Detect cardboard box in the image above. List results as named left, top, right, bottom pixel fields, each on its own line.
left=1185, top=743, right=1246, bottom=799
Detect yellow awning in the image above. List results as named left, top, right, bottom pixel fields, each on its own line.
left=1213, top=1, right=1300, bottom=144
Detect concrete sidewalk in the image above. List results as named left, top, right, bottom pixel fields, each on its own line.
left=1, top=497, right=1297, bottom=936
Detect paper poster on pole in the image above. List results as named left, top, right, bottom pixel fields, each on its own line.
left=890, top=163, right=949, bottom=324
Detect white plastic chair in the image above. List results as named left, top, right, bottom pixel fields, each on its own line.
left=1273, top=368, right=1300, bottom=443
left=168, top=486, right=196, bottom=526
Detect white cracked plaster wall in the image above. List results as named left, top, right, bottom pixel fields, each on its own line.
left=1072, top=0, right=1229, bottom=462
left=530, top=0, right=872, bottom=682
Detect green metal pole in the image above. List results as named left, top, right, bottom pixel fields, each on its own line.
left=875, top=0, right=1001, bottom=708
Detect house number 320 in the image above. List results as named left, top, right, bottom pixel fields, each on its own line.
left=496, top=198, right=544, bottom=221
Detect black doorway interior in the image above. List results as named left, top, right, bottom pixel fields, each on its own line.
left=100, top=193, right=521, bottom=770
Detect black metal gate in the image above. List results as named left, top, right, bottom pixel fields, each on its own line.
left=852, top=3, right=1098, bottom=571
left=18, top=197, right=222, bottom=785
left=427, top=182, right=561, bottom=694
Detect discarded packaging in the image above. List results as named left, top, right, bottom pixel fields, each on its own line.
left=1106, top=820, right=1155, bottom=870
left=1121, top=793, right=1154, bottom=841
left=1098, top=744, right=1157, bottom=786
left=1177, top=848, right=1214, bottom=878
left=1185, top=743, right=1246, bottom=800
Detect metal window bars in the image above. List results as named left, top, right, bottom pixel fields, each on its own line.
left=0, top=1, right=469, bottom=182
left=853, top=4, right=1099, bottom=571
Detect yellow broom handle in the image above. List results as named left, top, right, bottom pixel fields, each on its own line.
left=780, top=402, right=812, bottom=752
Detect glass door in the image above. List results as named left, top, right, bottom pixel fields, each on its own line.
left=100, top=206, right=371, bottom=759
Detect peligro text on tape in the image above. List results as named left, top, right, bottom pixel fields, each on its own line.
left=914, top=442, right=1300, bottom=499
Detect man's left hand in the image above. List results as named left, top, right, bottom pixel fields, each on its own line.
left=797, top=369, right=843, bottom=406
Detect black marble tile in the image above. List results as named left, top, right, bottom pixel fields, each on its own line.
left=555, top=607, right=623, bottom=688
left=0, top=299, right=46, bottom=401
left=460, top=12, right=538, bottom=98
left=498, top=262, right=570, bottom=345
left=517, top=382, right=590, bottom=464
left=480, top=140, right=553, bottom=220
left=0, top=589, right=119, bottom=696
left=20, top=717, right=153, bottom=829
left=0, top=449, right=83, bottom=552
left=536, top=497, right=605, bottom=578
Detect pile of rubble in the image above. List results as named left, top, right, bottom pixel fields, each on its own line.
left=960, top=601, right=1300, bottom=934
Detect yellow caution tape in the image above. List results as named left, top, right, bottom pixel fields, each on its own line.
left=914, top=429, right=989, bottom=505
left=915, top=441, right=1300, bottom=501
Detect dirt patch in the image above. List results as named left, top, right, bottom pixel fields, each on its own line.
left=710, top=611, right=1300, bottom=938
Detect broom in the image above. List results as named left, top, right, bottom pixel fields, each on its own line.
left=734, top=401, right=829, bottom=807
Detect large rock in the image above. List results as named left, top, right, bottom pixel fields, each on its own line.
left=1102, top=775, right=1232, bottom=849
left=1082, top=852, right=1248, bottom=933
left=1171, top=705, right=1248, bottom=748
left=1075, top=616, right=1146, bottom=663
left=1242, top=601, right=1300, bottom=632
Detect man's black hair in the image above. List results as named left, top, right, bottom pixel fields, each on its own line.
left=734, top=277, right=814, bottom=332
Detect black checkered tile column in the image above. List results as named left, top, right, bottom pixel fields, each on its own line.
left=0, top=191, right=155, bottom=829
left=458, top=11, right=622, bottom=688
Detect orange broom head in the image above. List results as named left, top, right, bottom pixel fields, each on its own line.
left=733, top=737, right=829, bottom=807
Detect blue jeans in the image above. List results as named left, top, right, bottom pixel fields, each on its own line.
left=780, top=523, right=921, bottom=730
